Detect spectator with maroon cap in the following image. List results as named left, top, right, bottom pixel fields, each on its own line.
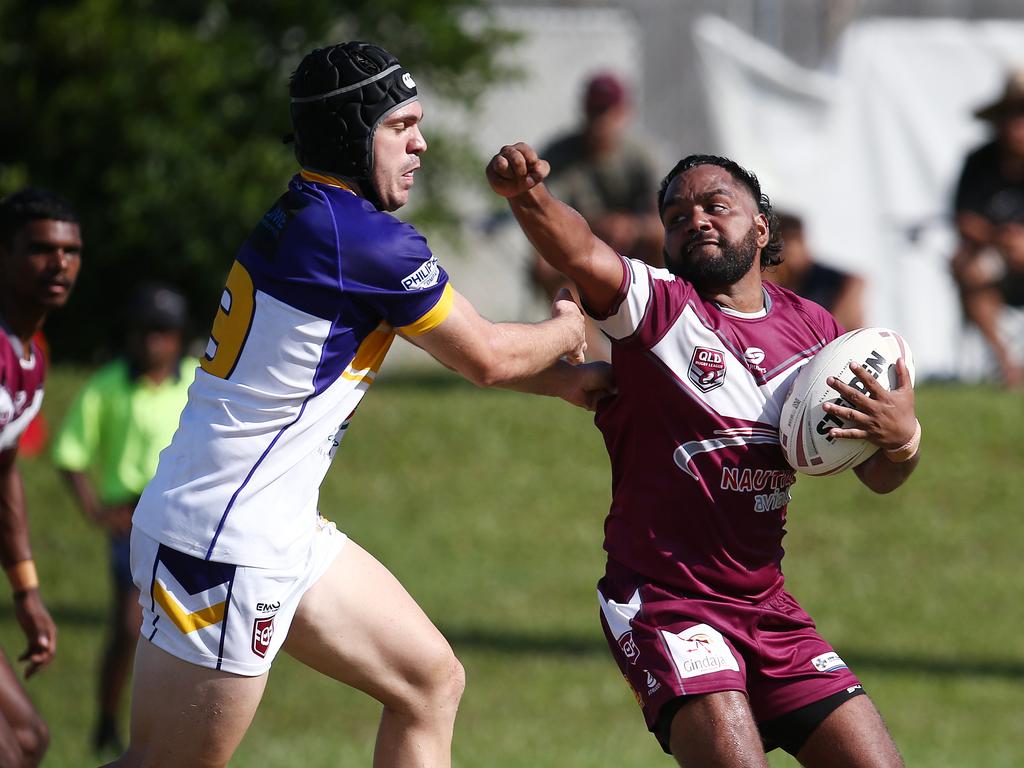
left=531, top=72, right=663, bottom=359
left=489, top=142, right=919, bottom=767
left=0, top=187, right=82, bottom=766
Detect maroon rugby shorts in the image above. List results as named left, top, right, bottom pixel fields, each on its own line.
left=597, top=565, right=861, bottom=749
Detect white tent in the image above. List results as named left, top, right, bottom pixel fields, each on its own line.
left=693, top=15, right=1024, bottom=380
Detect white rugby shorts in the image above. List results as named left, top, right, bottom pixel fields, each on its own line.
left=130, top=517, right=347, bottom=676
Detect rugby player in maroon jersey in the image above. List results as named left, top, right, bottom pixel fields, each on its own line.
left=0, top=188, right=82, bottom=766
left=489, top=142, right=919, bottom=768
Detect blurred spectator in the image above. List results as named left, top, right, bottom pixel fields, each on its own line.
left=770, top=213, right=865, bottom=330
left=531, top=72, right=663, bottom=359
left=951, top=69, right=1024, bottom=387
left=52, top=283, right=196, bottom=757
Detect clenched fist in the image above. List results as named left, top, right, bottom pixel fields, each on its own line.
left=486, top=143, right=550, bottom=199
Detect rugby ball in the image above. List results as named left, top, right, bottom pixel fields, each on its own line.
left=778, top=328, right=915, bottom=476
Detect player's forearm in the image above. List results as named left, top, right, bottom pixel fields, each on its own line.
left=508, top=184, right=597, bottom=279
left=471, top=315, right=580, bottom=387
left=854, top=446, right=920, bottom=494
left=500, top=358, right=579, bottom=398
left=0, top=460, right=33, bottom=567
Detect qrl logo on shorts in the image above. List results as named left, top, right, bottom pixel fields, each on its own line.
left=688, top=347, right=726, bottom=393
left=619, top=631, right=640, bottom=665
left=252, top=615, right=276, bottom=658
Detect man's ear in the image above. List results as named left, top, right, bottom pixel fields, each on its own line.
left=755, top=213, right=770, bottom=249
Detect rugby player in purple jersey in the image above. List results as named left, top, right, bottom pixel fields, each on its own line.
left=107, top=43, right=612, bottom=768
left=488, top=142, right=921, bottom=768
left=0, top=188, right=82, bottom=766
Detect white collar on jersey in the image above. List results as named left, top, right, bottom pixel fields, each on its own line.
left=0, top=315, right=36, bottom=368
left=715, top=286, right=771, bottom=319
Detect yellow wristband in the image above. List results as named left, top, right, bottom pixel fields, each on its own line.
left=5, top=560, right=39, bottom=593
left=884, top=420, right=921, bottom=464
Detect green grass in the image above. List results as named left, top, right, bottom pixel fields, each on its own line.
left=5, top=367, right=1023, bottom=767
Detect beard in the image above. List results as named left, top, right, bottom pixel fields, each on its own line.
left=666, top=224, right=758, bottom=288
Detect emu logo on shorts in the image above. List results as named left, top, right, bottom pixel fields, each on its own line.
left=688, top=347, right=727, bottom=393
left=252, top=615, right=276, bottom=658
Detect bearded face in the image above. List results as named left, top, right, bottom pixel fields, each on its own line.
left=659, top=164, right=767, bottom=292
left=665, top=221, right=758, bottom=288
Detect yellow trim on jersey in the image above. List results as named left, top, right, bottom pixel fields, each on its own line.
left=342, top=323, right=396, bottom=383
left=299, top=169, right=355, bottom=193
left=399, top=283, right=454, bottom=337
left=153, top=580, right=226, bottom=634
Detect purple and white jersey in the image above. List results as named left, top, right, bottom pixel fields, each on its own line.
left=592, top=257, right=843, bottom=602
left=0, top=328, right=45, bottom=452
left=134, top=171, right=452, bottom=568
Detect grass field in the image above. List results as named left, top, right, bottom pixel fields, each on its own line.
left=4, top=363, right=1023, bottom=767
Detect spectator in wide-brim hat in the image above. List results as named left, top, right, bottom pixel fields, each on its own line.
left=974, top=69, right=1024, bottom=121
left=950, top=68, right=1024, bottom=387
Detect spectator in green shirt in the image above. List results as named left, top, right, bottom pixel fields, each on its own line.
left=52, top=283, right=195, bottom=757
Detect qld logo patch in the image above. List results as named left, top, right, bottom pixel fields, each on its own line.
left=252, top=615, right=276, bottom=658
left=688, top=346, right=727, bottom=392
left=619, top=631, right=640, bottom=665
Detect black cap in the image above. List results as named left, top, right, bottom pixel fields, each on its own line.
left=127, top=282, right=188, bottom=331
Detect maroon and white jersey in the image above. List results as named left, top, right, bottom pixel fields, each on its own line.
left=0, top=327, right=46, bottom=452
left=592, top=257, right=843, bottom=602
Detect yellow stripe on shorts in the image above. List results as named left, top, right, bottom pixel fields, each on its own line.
left=154, top=580, right=227, bottom=634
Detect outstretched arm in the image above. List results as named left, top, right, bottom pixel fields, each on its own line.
left=824, top=359, right=920, bottom=494
left=405, top=286, right=586, bottom=389
left=501, top=359, right=615, bottom=411
left=0, top=448, right=56, bottom=677
left=487, top=142, right=628, bottom=316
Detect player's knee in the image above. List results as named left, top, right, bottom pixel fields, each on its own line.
left=444, top=653, right=467, bottom=707
left=14, top=713, right=49, bottom=767
left=420, top=646, right=465, bottom=713
left=394, top=643, right=465, bottom=719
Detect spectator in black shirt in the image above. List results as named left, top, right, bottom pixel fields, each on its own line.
left=951, top=70, right=1024, bottom=387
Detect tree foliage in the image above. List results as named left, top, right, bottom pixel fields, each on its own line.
left=0, top=0, right=516, bottom=359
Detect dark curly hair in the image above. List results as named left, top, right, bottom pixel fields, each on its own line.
left=657, top=155, right=783, bottom=268
left=0, top=187, right=79, bottom=245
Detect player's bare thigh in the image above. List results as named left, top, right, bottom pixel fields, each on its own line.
left=107, top=640, right=268, bottom=768
left=283, top=539, right=464, bottom=711
left=795, top=694, right=903, bottom=768
left=669, top=690, right=770, bottom=768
